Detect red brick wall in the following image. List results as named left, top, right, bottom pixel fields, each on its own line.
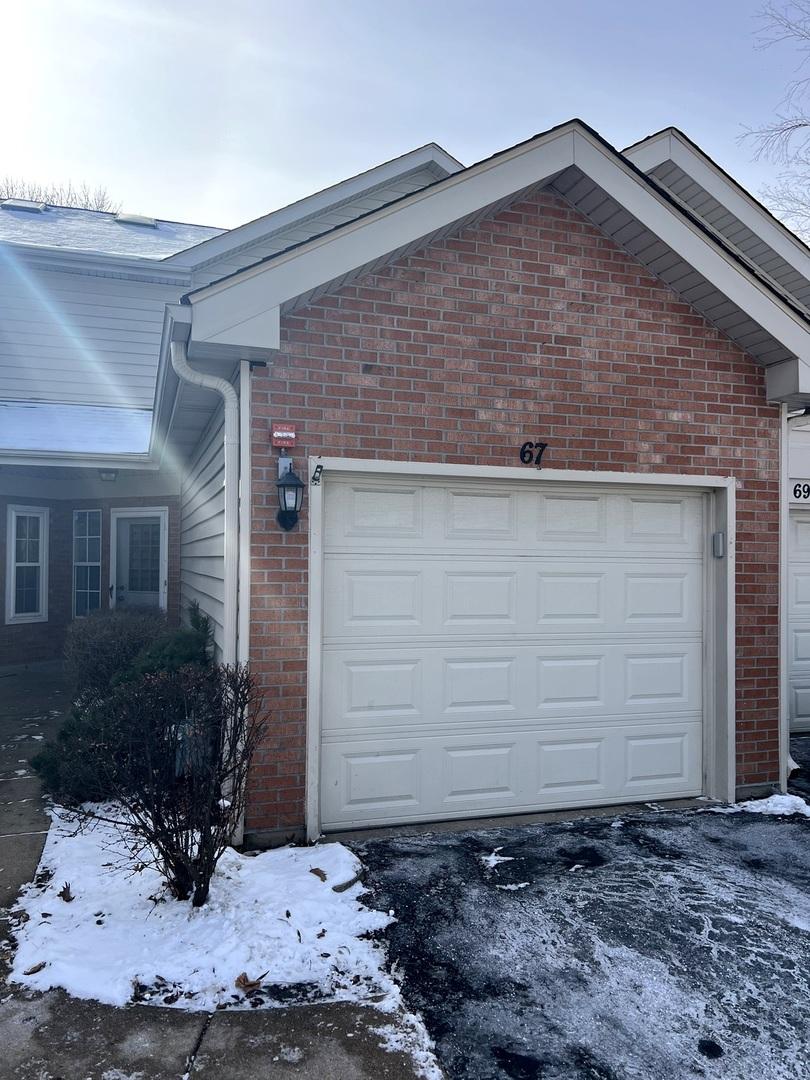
left=247, top=188, right=780, bottom=835
left=0, top=494, right=181, bottom=667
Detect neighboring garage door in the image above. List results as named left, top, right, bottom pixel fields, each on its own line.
left=789, top=508, right=810, bottom=732
left=319, top=475, right=705, bottom=829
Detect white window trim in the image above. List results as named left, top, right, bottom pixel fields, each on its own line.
left=5, top=504, right=49, bottom=625
left=72, top=508, right=102, bottom=619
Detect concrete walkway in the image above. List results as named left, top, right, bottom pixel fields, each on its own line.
left=0, top=664, right=421, bottom=1080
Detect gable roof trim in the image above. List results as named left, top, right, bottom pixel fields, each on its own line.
left=181, top=120, right=810, bottom=372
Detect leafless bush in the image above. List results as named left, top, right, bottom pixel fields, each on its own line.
left=74, top=664, right=266, bottom=907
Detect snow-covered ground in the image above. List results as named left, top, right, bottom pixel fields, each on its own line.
left=8, top=806, right=441, bottom=1077
left=710, top=792, right=810, bottom=818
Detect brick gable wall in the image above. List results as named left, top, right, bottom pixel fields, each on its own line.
left=247, top=188, right=780, bottom=837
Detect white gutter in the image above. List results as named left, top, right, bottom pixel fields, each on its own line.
left=170, top=338, right=239, bottom=665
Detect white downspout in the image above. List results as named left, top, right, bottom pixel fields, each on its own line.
left=779, top=402, right=790, bottom=793
left=170, top=339, right=239, bottom=665
left=238, top=359, right=252, bottom=665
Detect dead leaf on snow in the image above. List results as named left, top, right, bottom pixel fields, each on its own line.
left=309, top=867, right=327, bottom=882
left=317, top=928, right=327, bottom=938
left=57, top=882, right=74, bottom=902
left=235, top=970, right=269, bottom=993
left=23, top=962, right=46, bottom=976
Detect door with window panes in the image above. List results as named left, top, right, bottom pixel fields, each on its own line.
left=115, top=516, right=161, bottom=608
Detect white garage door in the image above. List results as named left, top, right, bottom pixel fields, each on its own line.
left=319, top=475, right=705, bottom=829
left=789, top=508, right=810, bottom=732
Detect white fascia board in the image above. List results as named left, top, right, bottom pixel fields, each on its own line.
left=190, top=300, right=280, bottom=352
left=187, top=124, right=810, bottom=368
left=167, top=144, right=464, bottom=271
left=0, top=241, right=192, bottom=285
left=624, top=129, right=810, bottom=286
left=188, top=128, right=576, bottom=318
left=0, top=450, right=158, bottom=469
left=621, top=129, right=675, bottom=174
left=766, top=356, right=810, bottom=403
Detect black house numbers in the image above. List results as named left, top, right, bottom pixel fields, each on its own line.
left=519, top=440, right=548, bottom=467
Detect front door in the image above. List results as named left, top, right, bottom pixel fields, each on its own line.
left=114, top=515, right=163, bottom=609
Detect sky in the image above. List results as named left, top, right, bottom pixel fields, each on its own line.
left=0, top=0, right=804, bottom=228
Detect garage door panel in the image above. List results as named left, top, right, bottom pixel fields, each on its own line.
left=789, top=510, right=810, bottom=730
left=791, top=512, right=810, bottom=555
left=323, top=642, right=702, bottom=731
left=791, top=573, right=810, bottom=612
left=324, top=557, right=702, bottom=638
left=325, top=479, right=704, bottom=556
left=792, top=627, right=810, bottom=665
left=792, top=686, right=810, bottom=728
left=320, top=719, right=703, bottom=828
left=321, top=477, right=705, bottom=827
left=445, top=488, right=519, bottom=539
left=538, top=492, right=607, bottom=542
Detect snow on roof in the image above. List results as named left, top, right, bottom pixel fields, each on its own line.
left=0, top=202, right=224, bottom=259
left=0, top=401, right=152, bottom=454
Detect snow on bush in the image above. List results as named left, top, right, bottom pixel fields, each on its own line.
left=10, top=807, right=396, bottom=1011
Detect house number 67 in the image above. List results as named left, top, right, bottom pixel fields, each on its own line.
left=519, top=440, right=548, bottom=466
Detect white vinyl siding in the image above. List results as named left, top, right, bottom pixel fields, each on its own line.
left=73, top=509, right=102, bottom=617
left=191, top=166, right=443, bottom=287
left=5, top=505, right=49, bottom=624
left=0, top=262, right=186, bottom=408
left=319, top=475, right=705, bottom=830
left=180, top=406, right=226, bottom=657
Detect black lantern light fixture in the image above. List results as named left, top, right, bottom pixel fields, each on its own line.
left=276, top=455, right=305, bottom=531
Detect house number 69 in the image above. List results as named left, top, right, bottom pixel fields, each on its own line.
left=519, top=440, right=548, bottom=466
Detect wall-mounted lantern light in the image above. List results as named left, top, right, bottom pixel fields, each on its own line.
left=276, top=454, right=305, bottom=531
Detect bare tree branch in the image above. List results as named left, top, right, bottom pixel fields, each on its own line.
left=739, top=5, right=810, bottom=235
left=0, top=176, right=120, bottom=212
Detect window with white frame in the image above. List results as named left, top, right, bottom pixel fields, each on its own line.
left=73, top=510, right=102, bottom=616
left=5, top=505, right=49, bottom=624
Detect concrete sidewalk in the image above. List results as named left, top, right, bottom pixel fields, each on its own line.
left=0, top=664, right=422, bottom=1080
left=2, top=993, right=416, bottom=1079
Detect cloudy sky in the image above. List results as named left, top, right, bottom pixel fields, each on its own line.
left=0, top=0, right=802, bottom=227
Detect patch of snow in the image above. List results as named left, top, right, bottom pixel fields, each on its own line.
left=373, top=1017, right=444, bottom=1080
left=710, top=794, right=810, bottom=818
left=788, top=754, right=800, bottom=775
left=10, top=806, right=396, bottom=1011
left=479, top=847, right=515, bottom=870
left=610, top=819, right=624, bottom=828
left=495, top=882, right=530, bottom=892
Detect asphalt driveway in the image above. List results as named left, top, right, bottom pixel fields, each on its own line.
left=356, top=806, right=810, bottom=1080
